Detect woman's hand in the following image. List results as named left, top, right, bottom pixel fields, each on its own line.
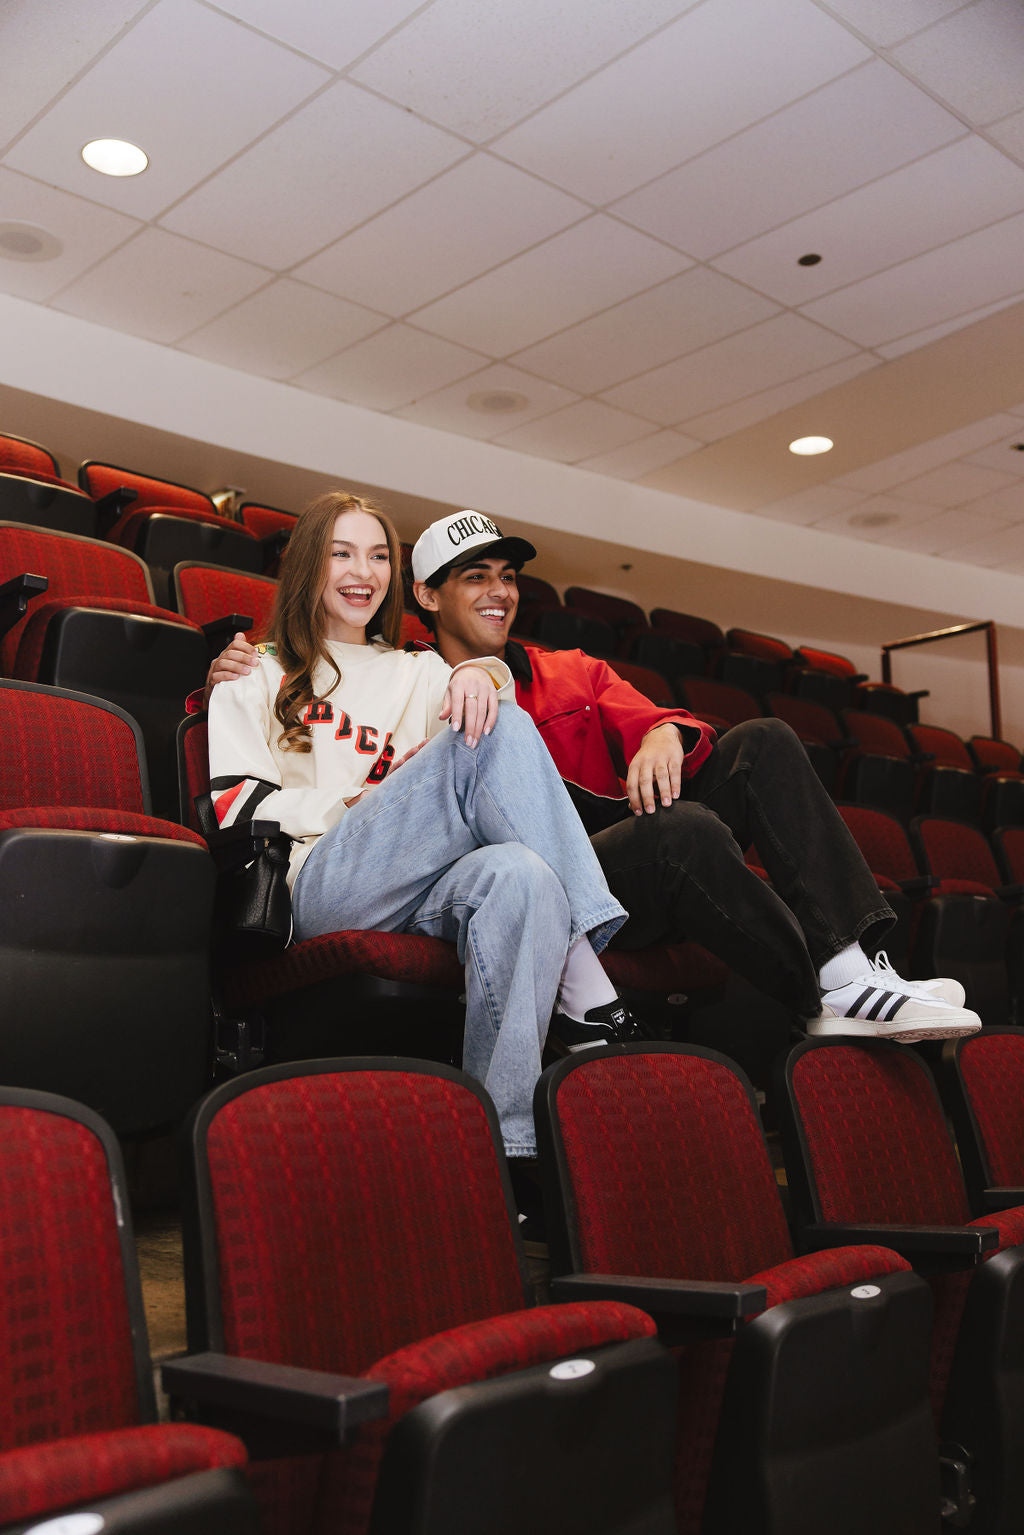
left=440, top=665, right=498, bottom=748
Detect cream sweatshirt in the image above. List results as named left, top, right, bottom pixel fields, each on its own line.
left=207, top=637, right=513, bottom=885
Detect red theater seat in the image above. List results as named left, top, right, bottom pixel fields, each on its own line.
left=0, top=1086, right=254, bottom=1533
left=780, top=1037, right=1024, bottom=1532
left=536, top=1043, right=937, bottom=1535
left=167, top=1060, right=677, bottom=1535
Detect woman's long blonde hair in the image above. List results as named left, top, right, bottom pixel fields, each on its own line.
left=268, top=490, right=404, bottom=751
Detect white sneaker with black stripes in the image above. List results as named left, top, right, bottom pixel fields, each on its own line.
left=808, top=958, right=981, bottom=1044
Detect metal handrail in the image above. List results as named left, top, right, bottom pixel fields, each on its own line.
left=880, top=620, right=1000, bottom=738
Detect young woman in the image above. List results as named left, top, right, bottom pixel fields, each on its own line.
left=207, top=490, right=645, bottom=1157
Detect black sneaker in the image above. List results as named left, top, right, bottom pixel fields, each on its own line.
left=547, top=999, right=649, bottom=1055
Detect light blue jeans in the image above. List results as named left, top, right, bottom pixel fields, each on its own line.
left=291, top=704, right=627, bottom=1155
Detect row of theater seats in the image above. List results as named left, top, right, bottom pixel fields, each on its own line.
left=512, top=572, right=932, bottom=724
left=8, top=1031, right=1024, bottom=1535
left=0, top=429, right=296, bottom=599
left=610, top=656, right=1024, bottom=831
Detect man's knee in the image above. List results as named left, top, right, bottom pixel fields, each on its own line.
left=601, top=798, right=739, bottom=864
left=722, top=715, right=797, bottom=752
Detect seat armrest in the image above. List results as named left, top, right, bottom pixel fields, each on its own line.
left=802, top=1222, right=998, bottom=1268
left=202, top=613, right=254, bottom=651
left=260, top=528, right=292, bottom=562
left=162, top=1351, right=388, bottom=1450
left=982, top=1187, right=1024, bottom=1211
left=0, top=571, right=47, bottom=639
left=203, top=818, right=288, bottom=872
left=995, top=884, right=1024, bottom=903
left=93, top=484, right=138, bottom=533
left=550, top=1273, right=766, bottom=1340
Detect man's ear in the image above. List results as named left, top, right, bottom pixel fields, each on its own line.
left=412, top=580, right=438, bottom=611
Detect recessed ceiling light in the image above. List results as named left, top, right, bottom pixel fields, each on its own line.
left=0, top=221, right=63, bottom=261
left=797, top=253, right=822, bottom=267
left=467, top=390, right=529, bottom=414
left=789, top=435, right=833, bottom=456
left=81, top=138, right=149, bottom=177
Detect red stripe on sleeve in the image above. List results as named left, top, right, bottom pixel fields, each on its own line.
left=213, top=780, right=247, bottom=824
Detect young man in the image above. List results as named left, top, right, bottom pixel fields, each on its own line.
left=206, top=510, right=980, bottom=1044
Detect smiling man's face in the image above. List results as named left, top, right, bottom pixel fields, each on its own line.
left=414, top=556, right=520, bottom=665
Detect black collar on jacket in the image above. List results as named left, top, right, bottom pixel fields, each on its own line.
left=407, top=634, right=534, bottom=685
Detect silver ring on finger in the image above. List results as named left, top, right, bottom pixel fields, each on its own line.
left=467, top=692, right=479, bottom=697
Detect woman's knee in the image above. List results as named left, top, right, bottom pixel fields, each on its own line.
left=480, top=844, right=570, bottom=919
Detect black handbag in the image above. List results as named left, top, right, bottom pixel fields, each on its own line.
left=195, top=795, right=294, bottom=950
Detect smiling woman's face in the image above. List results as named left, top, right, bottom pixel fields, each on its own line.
left=319, top=509, right=392, bottom=643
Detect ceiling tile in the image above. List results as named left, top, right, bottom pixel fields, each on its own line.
left=349, top=0, right=694, bottom=141
left=603, top=312, right=859, bottom=426
left=292, top=323, right=486, bottom=411
left=294, top=156, right=587, bottom=315
left=713, top=136, right=1024, bottom=305
left=0, top=167, right=141, bottom=301
left=177, top=278, right=387, bottom=379
left=872, top=294, right=1024, bottom=358
left=410, top=217, right=687, bottom=357
left=393, top=364, right=578, bottom=439
left=988, top=108, right=1024, bottom=166
left=576, top=429, right=704, bottom=480
left=160, top=81, right=468, bottom=270
left=946, top=481, right=1024, bottom=521
left=207, top=0, right=427, bottom=69
left=492, top=0, right=870, bottom=205
left=679, top=353, right=879, bottom=442
left=751, top=485, right=868, bottom=525
left=0, top=0, right=149, bottom=151
left=799, top=209, right=1024, bottom=346
left=50, top=227, right=270, bottom=343
left=508, top=268, right=773, bottom=394
left=613, top=60, right=962, bottom=260
left=889, top=460, right=1019, bottom=507
left=892, top=0, right=1024, bottom=124
left=932, top=521, right=1024, bottom=566
left=808, top=0, right=976, bottom=48
left=879, top=503, right=1021, bottom=553
left=963, top=433, right=1024, bottom=474
left=829, top=414, right=1024, bottom=491
left=3, top=0, right=330, bottom=220
left=492, top=400, right=653, bottom=462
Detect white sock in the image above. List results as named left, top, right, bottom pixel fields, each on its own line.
left=557, top=938, right=618, bottom=1022
left=819, top=942, right=871, bottom=993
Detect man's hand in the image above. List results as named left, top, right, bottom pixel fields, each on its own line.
left=626, top=722, right=685, bottom=815
left=439, top=665, right=499, bottom=748
left=203, top=633, right=258, bottom=706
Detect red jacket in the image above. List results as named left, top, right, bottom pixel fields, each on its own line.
left=511, top=643, right=715, bottom=798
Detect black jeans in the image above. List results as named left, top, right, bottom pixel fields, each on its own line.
left=592, top=717, right=895, bottom=1016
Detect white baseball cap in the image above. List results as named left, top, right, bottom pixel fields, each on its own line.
left=411, top=511, right=536, bottom=584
